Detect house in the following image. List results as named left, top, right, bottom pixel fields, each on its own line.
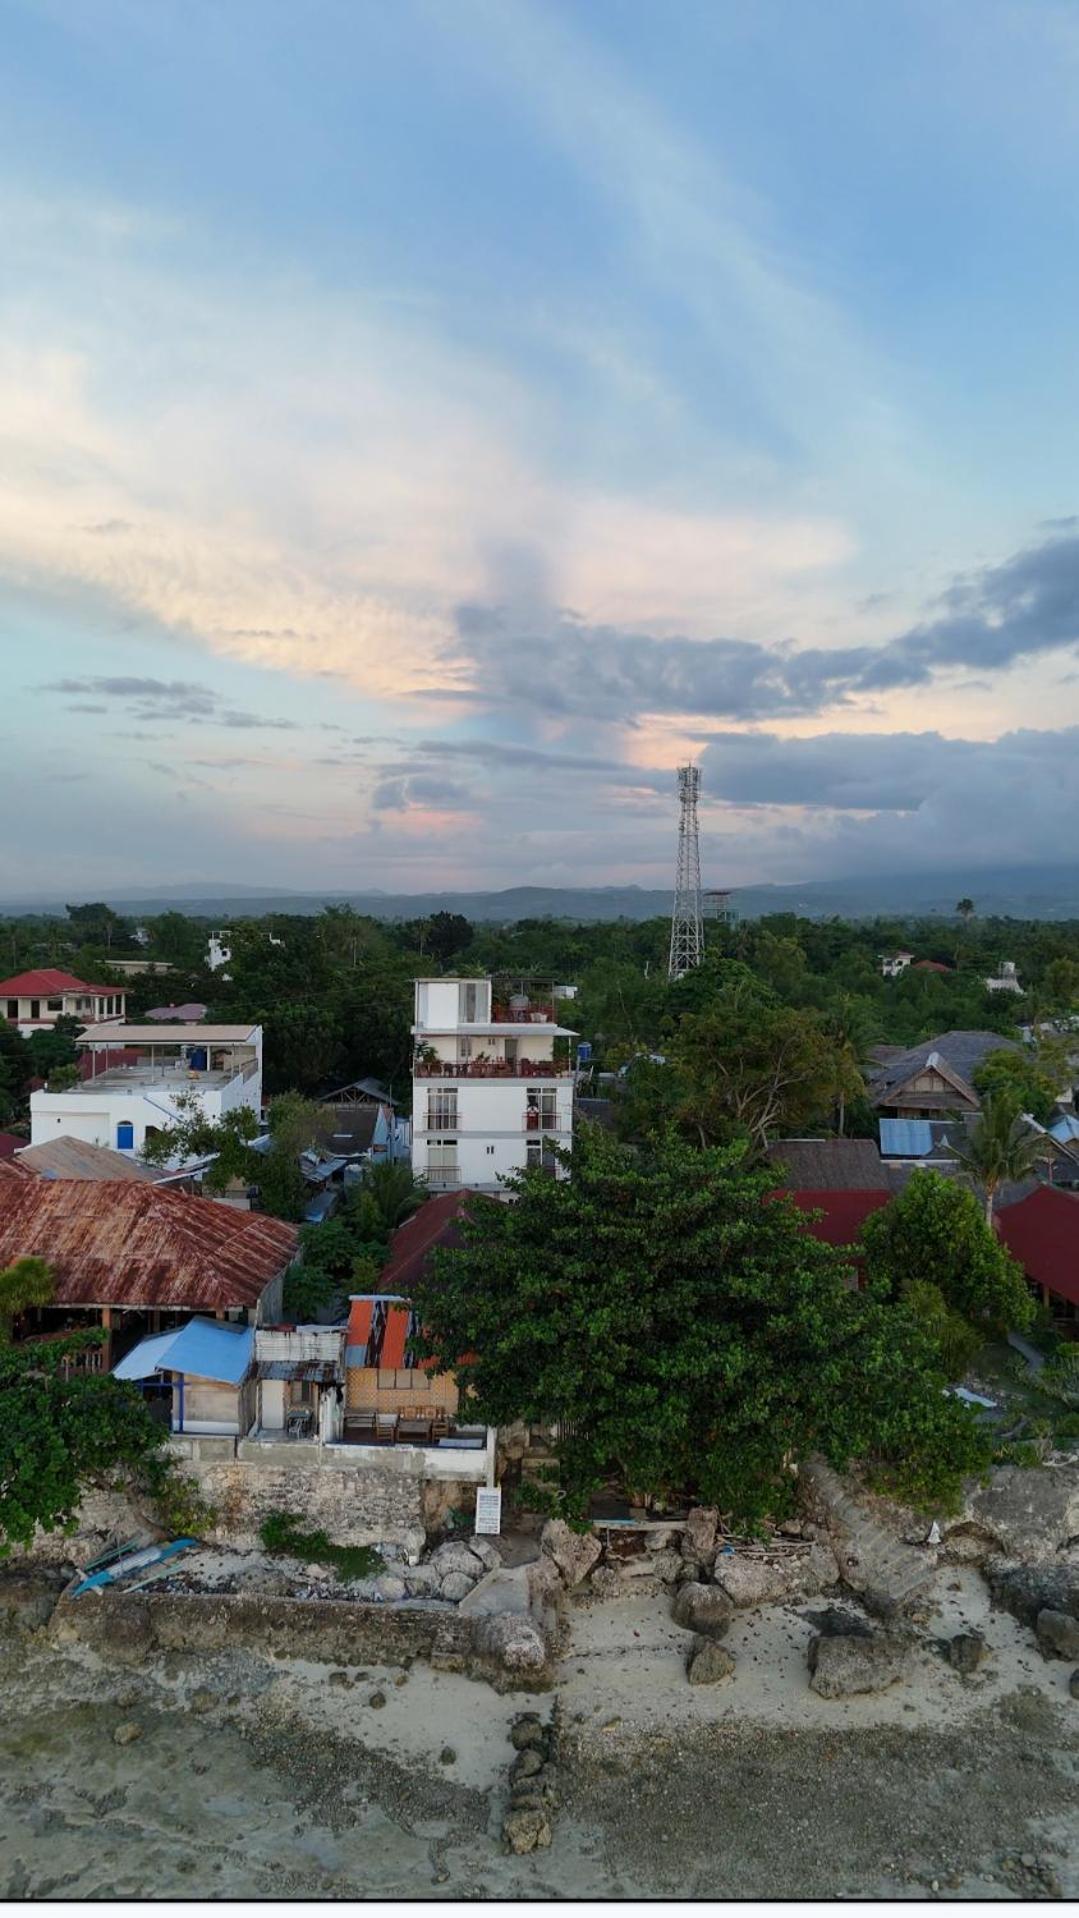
left=145, top=1001, right=209, bottom=1023
left=869, top=1031, right=1021, bottom=1120
left=411, top=977, right=576, bottom=1193
left=782, top=1187, right=892, bottom=1288
left=0, top=1132, right=21, bottom=1161
left=113, top=1318, right=256, bottom=1435
left=206, top=930, right=232, bottom=973
left=996, top=1185, right=1079, bottom=1330
left=880, top=951, right=914, bottom=978
left=321, top=1099, right=409, bottom=1166
left=0, top=968, right=126, bottom=1035
left=252, top=1324, right=346, bottom=1441
left=763, top=1137, right=890, bottom=1191
left=0, top=1177, right=299, bottom=1365
left=911, top=959, right=953, bottom=975
left=29, top=1021, right=263, bottom=1156
left=986, top=961, right=1023, bottom=995
left=2, top=1136, right=161, bottom=1182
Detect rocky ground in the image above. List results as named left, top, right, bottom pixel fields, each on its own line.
left=1, top=1553, right=1077, bottom=1900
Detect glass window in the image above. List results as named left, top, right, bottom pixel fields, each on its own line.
left=427, top=1088, right=457, bottom=1129
left=47, top=998, right=62, bottom=1012
left=5, top=1001, right=16, bottom=1021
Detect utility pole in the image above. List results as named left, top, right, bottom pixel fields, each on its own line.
left=668, top=764, right=704, bottom=981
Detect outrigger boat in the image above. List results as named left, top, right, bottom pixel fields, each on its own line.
left=68, top=1537, right=197, bottom=1597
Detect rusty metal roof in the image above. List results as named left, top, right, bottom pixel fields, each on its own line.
left=0, top=1179, right=299, bottom=1310
left=12, top=1138, right=161, bottom=1183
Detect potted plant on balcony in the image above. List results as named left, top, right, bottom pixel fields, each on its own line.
left=415, top=1043, right=439, bottom=1073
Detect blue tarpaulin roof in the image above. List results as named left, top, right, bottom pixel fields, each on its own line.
left=1049, top=1114, right=1079, bottom=1144
left=113, top=1318, right=254, bottom=1385
left=879, top=1118, right=935, bottom=1158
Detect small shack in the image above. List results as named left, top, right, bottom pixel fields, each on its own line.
left=113, top=1318, right=255, bottom=1434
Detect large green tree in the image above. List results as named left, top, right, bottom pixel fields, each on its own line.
left=947, top=1091, right=1051, bottom=1223
left=861, top=1168, right=1035, bottom=1335
left=415, top=1129, right=990, bottom=1522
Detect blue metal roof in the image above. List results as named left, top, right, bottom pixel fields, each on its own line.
left=879, top=1118, right=934, bottom=1158
left=1049, top=1114, right=1079, bottom=1144
left=113, top=1318, right=254, bottom=1386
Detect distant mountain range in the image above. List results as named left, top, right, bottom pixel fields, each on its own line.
left=6, top=863, right=1079, bottom=922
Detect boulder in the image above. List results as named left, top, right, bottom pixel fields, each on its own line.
left=670, top=1581, right=733, bottom=1639
left=946, top=1631, right=987, bottom=1674
left=0, top=1567, right=67, bottom=1633
left=467, top=1536, right=503, bottom=1574
left=459, top=1565, right=532, bottom=1618
left=986, top=1560, right=1079, bottom=1631
left=686, top=1636, right=736, bottom=1685
left=682, top=1507, right=719, bottom=1561
left=1036, top=1609, right=1079, bottom=1661
left=503, top=1808, right=552, bottom=1854
left=474, top=1613, right=551, bottom=1687
left=540, top=1519, right=602, bottom=1589
left=588, top=1566, right=626, bottom=1602
left=650, top=1549, right=685, bottom=1586
left=112, top=1721, right=142, bottom=1746
left=1070, top=1669, right=1079, bottom=1700
left=948, top=1464, right=1079, bottom=1563
left=807, top=1631, right=912, bottom=1698
left=714, top=1541, right=839, bottom=1610
left=401, top=1527, right=427, bottom=1566
left=509, top=1716, right=547, bottom=1752
left=373, top=1573, right=407, bottom=1603
left=430, top=1541, right=485, bottom=1580
left=403, top=1563, right=440, bottom=1598
left=439, top=1572, right=475, bottom=1603
left=644, top=1528, right=675, bottom=1554
left=510, top=1747, right=544, bottom=1781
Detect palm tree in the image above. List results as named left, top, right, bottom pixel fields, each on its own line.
left=947, top=1092, right=1048, bottom=1225
left=361, top=1160, right=428, bottom=1234
left=955, top=898, right=975, bottom=923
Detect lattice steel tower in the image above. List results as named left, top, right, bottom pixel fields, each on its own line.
left=667, top=763, right=704, bottom=981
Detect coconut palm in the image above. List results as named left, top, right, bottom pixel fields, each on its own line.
left=947, top=1091, right=1049, bottom=1225
left=955, top=897, right=975, bottom=922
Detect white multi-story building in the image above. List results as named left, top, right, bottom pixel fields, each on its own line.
left=412, top=977, right=576, bottom=1193
left=30, top=1021, right=263, bottom=1157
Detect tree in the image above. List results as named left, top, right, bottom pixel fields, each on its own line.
left=972, top=1051, right=1058, bottom=1130
left=956, top=899, right=976, bottom=923
left=861, top=1168, right=1035, bottom=1336
left=0, top=1022, right=32, bottom=1123
left=947, top=1092, right=1050, bottom=1224
left=414, top=1128, right=991, bottom=1523
left=354, top=1160, right=427, bottom=1235
left=141, top=1096, right=262, bottom=1191
left=65, top=902, right=130, bottom=952
left=426, top=912, right=473, bottom=966
left=0, top=1257, right=54, bottom=1340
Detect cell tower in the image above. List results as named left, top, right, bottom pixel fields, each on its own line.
left=668, top=763, right=704, bottom=981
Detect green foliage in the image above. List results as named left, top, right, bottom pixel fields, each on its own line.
left=0, top=1256, right=55, bottom=1339
left=972, top=1051, right=1058, bottom=1128
left=259, top=1510, right=384, bottom=1582
left=414, top=1127, right=991, bottom=1524
left=0, top=1333, right=204, bottom=1555
left=141, top=1095, right=261, bottom=1185
left=947, top=1091, right=1051, bottom=1222
left=901, top=1279, right=982, bottom=1381
left=861, top=1169, right=1035, bottom=1336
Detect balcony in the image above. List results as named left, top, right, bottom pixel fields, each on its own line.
left=414, top=1057, right=569, bottom=1079
left=491, top=1002, right=555, bottom=1023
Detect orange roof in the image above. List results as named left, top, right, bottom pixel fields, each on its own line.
left=347, top=1297, right=373, bottom=1346
left=381, top=1304, right=411, bottom=1368
left=0, top=1179, right=298, bottom=1310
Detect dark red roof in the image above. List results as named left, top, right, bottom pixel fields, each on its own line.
left=0, top=1179, right=298, bottom=1310
left=997, top=1185, right=1079, bottom=1308
left=911, top=960, right=952, bottom=974
left=0, top=968, right=123, bottom=997
left=0, top=1133, right=22, bottom=1160
left=788, top=1189, right=892, bottom=1247
left=378, top=1190, right=474, bottom=1297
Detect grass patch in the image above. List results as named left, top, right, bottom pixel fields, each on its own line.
left=259, top=1510, right=385, bottom=1582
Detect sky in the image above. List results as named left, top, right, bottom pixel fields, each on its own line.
left=4, top=0, right=1079, bottom=899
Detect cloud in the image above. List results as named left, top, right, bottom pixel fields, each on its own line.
left=37, top=674, right=298, bottom=729
left=371, top=772, right=475, bottom=812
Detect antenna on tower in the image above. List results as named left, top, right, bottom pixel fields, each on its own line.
left=668, top=764, right=704, bottom=981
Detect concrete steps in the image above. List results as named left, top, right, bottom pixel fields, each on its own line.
left=799, top=1457, right=934, bottom=1613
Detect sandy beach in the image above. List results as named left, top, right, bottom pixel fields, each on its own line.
left=2, top=1560, right=1077, bottom=1900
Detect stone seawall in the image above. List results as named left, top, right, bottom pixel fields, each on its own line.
left=51, top=1587, right=554, bottom=1692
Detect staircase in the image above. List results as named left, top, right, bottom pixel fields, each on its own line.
left=800, top=1456, right=934, bottom=1614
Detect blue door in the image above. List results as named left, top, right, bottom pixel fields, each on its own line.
left=116, top=1121, right=135, bottom=1151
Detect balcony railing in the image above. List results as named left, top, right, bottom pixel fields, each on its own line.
left=491, top=1004, right=556, bottom=1023
left=414, top=1057, right=568, bottom=1078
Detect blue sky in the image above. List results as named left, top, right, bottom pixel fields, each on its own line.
left=4, top=0, right=1079, bottom=897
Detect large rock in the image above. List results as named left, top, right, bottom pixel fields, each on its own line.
left=429, top=1541, right=486, bottom=1580
left=650, top=1549, right=685, bottom=1586
left=373, top=1574, right=407, bottom=1603
left=467, top=1536, right=503, bottom=1574
left=439, top=1571, right=475, bottom=1603
left=403, top=1563, right=440, bottom=1598
left=946, top=1631, right=987, bottom=1674
left=682, top=1507, right=719, bottom=1561
left=540, top=1519, right=602, bottom=1589
left=986, top=1560, right=1079, bottom=1631
left=0, top=1567, right=68, bottom=1633
left=948, top=1464, right=1079, bottom=1563
left=503, top=1807, right=552, bottom=1853
left=473, top=1613, right=551, bottom=1688
left=714, top=1541, right=839, bottom=1610
left=807, top=1631, right=912, bottom=1698
left=459, top=1565, right=532, bottom=1618
left=670, top=1581, right=733, bottom=1639
left=686, top=1636, right=735, bottom=1685
left=1036, top=1609, right=1079, bottom=1661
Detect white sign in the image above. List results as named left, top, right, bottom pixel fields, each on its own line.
left=474, top=1487, right=503, bottom=1536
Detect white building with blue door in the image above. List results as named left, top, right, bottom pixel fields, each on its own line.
left=29, top=1021, right=263, bottom=1157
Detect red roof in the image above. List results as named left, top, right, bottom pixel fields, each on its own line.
left=380, top=1304, right=411, bottom=1368
left=911, top=960, right=952, bottom=974
left=0, top=968, right=123, bottom=998
left=0, top=1179, right=298, bottom=1310
left=377, top=1190, right=475, bottom=1297
left=0, top=1132, right=22, bottom=1161
left=997, top=1185, right=1079, bottom=1309
left=788, top=1189, right=892, bottom=1246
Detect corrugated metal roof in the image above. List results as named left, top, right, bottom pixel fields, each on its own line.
left=1049, top=1114, right=1079, bottom=1145
left=879, top=1118, right=935, bottom=1158
left=113, top=1318, right=254, bottom=1384
left=256, top=1359, right=338, bottom=1383
left=0, top=1180, right=298, bottom=1309
left=380, top=1304, right=411, bottom=1369
left=13, top=1137, right=160, bottom=1183
left=997, top=1185, right=1079, bottom=1308
left=78, top=1023, right=259, bottom=1044
left=788, top=1189, right=892, bottom=1247
left=377, top=1190, right=474, bottom=1298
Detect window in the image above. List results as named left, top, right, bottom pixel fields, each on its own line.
left=116, top=1121, right=135, bottom=1150
left=30, top=1000, right=40, bottom=1020
left=525, top=1088, right=558, bottom=1131
left=427, top=1140, right=459, bottom=1187
left=427, top=1087, right=458, bottom=1129
left=458, top=982, right=480, bottom=1023
left=5, top=1001, right=16, bottom=1021
left=47, top=998, right=62, bottom=1012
